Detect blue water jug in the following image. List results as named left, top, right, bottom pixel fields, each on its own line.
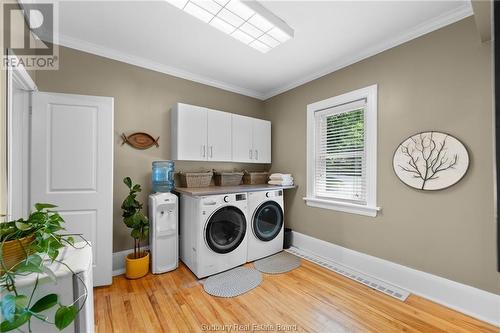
left=152, top=160, right=175, bottom=192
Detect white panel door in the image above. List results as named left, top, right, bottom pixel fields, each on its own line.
left=174, top=103, right=208, bottom=161
left=252, top=119, right=271, bottom=163
left=231, top=114, right=253, bottom=163
left=207, top=109, right=232, bottom=161
left=31, top=92, right=113, bottom=286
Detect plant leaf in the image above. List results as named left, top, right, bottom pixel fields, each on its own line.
left=14, top=221, right=31, bottom=231
left=14, top=296, right=28, bottom=309
left=30, top=294, right=58, bottom=313
left=123, top=177, right=132, bottom=189
left=54, top=305, right=77, bottom=330
left=1, top=295, right=16, bottom=322
left=0, top=312, right=30, bottom=332
left=66, top=236, right=74, bottom=245
left=130, top=228, right=141, bottom=239
left=47, top=248, right=59, bottom=261
left=14, top=254, right=43, bottom=274
left=34, top=203, right=57, bottom=211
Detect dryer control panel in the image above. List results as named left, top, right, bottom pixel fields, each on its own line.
left=265, top=190, right=283, bottom=198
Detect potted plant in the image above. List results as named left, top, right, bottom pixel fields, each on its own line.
left=0, top=203, right=89, bottom=332
left=121, top=177, right=150, bottom=279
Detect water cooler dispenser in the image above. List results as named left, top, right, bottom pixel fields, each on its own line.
left=149, top=192, right=178, bottom=274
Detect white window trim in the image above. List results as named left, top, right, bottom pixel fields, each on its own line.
left=304, top=84, right=380, bottom=217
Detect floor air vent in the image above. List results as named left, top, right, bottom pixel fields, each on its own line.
left=286, top=247, right=410, bottom=302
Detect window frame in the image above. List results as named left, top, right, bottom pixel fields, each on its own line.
left=304, top=85, right=380, bottom=217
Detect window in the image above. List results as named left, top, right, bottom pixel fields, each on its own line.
left=304, top=85, right=379, bottom=217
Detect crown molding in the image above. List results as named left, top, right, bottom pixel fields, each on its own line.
left=56, top=33, right=267, bottom=100
left=262, top=2, right=474, bottom=100
left=55, top=2, right=472, bottom=102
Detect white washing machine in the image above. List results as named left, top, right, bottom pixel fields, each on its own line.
left=247, top=190, right=284, bottom=262
left=179, top=193, right=249, bottom=279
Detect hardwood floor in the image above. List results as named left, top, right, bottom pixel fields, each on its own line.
left=94, top=260, right=499, bottom=333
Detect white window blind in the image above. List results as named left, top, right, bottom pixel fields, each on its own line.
left=314, top=99, right=367, bottom=204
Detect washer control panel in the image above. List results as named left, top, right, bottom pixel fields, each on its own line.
left=201, top=193, right=247, bottom=206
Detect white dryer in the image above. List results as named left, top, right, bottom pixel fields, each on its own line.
left=180, top=193, right=249, bottom=279
left=247, top=190, right=284, bottom=262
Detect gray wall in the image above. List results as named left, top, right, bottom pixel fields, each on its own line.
left=264, top=17, right=500, bottom=294
left=34, top=17, right=499, bottom=294
left=35, top=46, right=267, bottom=252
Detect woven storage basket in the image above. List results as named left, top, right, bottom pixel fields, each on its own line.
left=214, top=171, right=243, bottom=186
left=243, top=171, right=269, bottom=185
left=178, top=171, right=213, bottom=188
left=1, top=235, right=35, bottom=274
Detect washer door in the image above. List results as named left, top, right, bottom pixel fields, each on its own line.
left=205, top=206, right=247, bottom=254
left=253, top=201, right=283, bottom=241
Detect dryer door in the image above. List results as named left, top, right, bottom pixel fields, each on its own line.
left=205, top=206, right=247, bottom=254
left=253, top=201, right=283, bottom=241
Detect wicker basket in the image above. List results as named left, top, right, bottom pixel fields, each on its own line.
left=1, top=235, right=35, bottom=275
left=243, top=171, right=269, bottom=185
left=214, top=171, right=244, bottom=186
left=178, top=171, right=213, bottom=188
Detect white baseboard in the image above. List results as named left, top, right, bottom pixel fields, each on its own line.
left=112, top=247, right=149, bottom=276
left=291, top=231, right=500, bottom=327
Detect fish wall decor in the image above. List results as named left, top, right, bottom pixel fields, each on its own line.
left=121, top=132, right=160, bottom=149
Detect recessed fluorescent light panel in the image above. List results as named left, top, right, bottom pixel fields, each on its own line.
left=166, top=0, right=294, bottom=53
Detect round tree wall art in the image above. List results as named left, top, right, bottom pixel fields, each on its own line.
left=393, top=131, right=469, bottom=191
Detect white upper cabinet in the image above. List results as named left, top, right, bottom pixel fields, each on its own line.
left=232, top=114, right=271, bottom=164
left=232, top=114, right=254, bottom=163
left=252, top=118, right=271, bottom=163
left=172, top=103, right=270, bottom=163
left=207, top=109, right=232, bottom=161
left=171, top=103, right=208, bottom=161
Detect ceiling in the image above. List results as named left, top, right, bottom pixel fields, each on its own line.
left=52, top=1, right=473, bottom=99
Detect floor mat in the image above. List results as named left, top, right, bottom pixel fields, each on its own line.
left=254, top=251, right=301, bottom=274
left=203, top=267, right=262, bottom=297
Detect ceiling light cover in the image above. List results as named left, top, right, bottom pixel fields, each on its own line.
left=166, top=0, right=294, bottom=53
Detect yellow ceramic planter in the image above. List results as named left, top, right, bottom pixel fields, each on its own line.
left=125, top=251, right=150, bottom=279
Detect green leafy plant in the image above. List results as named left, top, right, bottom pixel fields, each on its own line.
left=0, top=204, right=89, bottom=332
left=121, top=177, right=149, bottom=259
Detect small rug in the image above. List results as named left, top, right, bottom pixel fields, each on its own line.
left=203, top=267, right=262, bottom=297
left=254, top=251, right=301, bottom=274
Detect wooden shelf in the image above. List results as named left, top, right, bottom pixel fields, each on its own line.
left=174, top=184, right=296, bottom=197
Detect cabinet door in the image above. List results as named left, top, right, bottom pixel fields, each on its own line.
left=231, top=114, right=254, bottom=163
left=252, top=119, right=271, bottom=163
left=172, top=103, right=207, bottom=161
left=207, top=109, right=232, bottom=161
